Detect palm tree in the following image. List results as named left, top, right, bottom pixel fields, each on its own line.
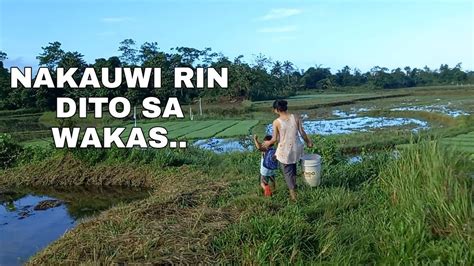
left=282, top=60, right=294, bottom=83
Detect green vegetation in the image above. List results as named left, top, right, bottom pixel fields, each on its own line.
left=182, top=120, right=237, bottom=139
left=216, top=120, right=259, bottom=137
left=251, top=91, right=408, bottom=110
left=1, top=40, right=473, bottom=111
left=441, top=131, right=474, bottom=157
left=213, top=141, right=472, bottom=264
left=0, top=135, right=471, bottom=264
left=0, top=85, right=473, bottom=264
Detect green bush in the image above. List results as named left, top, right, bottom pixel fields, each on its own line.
left=323, top=152, right=391, bottom=189
left=0, top=133, right=23, bottom=169
left=66, top=145, right=218, bottom=169
left=307, top=135, right=344, bottom=166
left=18, top=144, right=55, bottom=165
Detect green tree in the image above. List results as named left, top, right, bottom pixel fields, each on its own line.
left=36, top=41, right=64, bottom=69
left=139, top=42, right=160, bottom=63
left=0, top=51, right=11, bottom=109
left=253, top=53, right=272, bottom=71
left=271, top=61, right=283, bottom=78
left=118, top=39, right=139, bottom=66
left=302, top=66, right=332, bottom=89
left=282, top=60, right=294, bottom=84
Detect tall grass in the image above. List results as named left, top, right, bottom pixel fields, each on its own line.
left=376, top=140, right=473, bottom=263
left=211, top=140, right=473, bottom=264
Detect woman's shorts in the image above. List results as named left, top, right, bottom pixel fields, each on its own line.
left=281, top=163, right=297, bottom=190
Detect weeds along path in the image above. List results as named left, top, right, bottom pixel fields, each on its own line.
left=27, top=166, right=238, bottom=264
left=0, top=153, right=155, bottom=187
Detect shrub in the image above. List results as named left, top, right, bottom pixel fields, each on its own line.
left=18, top=143, right=55, bottom=165
left=323, top=152, right=391, bottom=189
left=0, top=133, right=23, bottom=169
left=307, top=135, right=344, bottom=166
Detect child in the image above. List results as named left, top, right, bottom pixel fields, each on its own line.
left=253, top=135, right=277, bottom=196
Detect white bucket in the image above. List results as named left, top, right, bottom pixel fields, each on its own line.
left=301, top=154, right=322, bottom=187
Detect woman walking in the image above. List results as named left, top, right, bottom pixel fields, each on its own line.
left=264, top=99, right=313, bottom=201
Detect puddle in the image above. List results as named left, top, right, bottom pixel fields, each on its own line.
left=347, top=155, right=363, bottom=164
left=193, top=138, right=254, bottom=153
left=332, top=110, right=357, bottom=118
left=390, top=105, right=469, bottom=117
left=0, top=187, right=149, bottom=265
left=193, top=116, right=429, bottom=153
left=267, top=116, right=429, bottom=135
left=332, top=107, right=372, bottom=118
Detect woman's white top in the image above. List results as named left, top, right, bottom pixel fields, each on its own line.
left=275, top=114, right=304, bottom=165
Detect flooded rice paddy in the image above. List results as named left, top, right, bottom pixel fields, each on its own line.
left=267, top=116, right=429, bottom=136
left=194, top=115, right=429, bottom=153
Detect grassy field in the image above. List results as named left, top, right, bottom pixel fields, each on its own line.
left=16, top=119, right=259, bottom=147
left=0, top=85, right=473, bottom=264
left=441, top=131, right=474, bottom=159
left=125, top=119, right=258, bottom=139
left=251, top=91, right=410, bottom=110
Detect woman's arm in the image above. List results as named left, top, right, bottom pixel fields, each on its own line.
left=297, top=116, right=313, bottom=148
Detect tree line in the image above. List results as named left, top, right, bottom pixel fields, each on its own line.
left=0, top=39, right=472, bottom=111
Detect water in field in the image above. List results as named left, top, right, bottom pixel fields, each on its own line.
left=390, top=104, right=469, bottom=117
left=0, top=187, right=149, bottom=265
left=267, top=116, right=429, bottom=135
left=332, top=108, right=371, bottom=118
left=193, top=116, right=429, bottom=153
left=193, top=138, right=254, bottom=153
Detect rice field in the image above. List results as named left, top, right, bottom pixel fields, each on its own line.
left=440, top=131, right=474, bottom=156
left=123, top=119, right=258, bottom=139
left=250, top=92, right=406, bottom=109
left=215, top=120, right=259, bottom=137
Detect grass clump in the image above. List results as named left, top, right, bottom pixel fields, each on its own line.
left=376, top=141, right=473, bottom=263
left=211, top=140, right=473, bottom=264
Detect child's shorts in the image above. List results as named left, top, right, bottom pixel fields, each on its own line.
left=260, top=158, right=276, bottom=176
left=260, top=158, right=276, bottom=184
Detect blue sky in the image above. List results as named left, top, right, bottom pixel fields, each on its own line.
left=1, top=0, right=473, bottom=72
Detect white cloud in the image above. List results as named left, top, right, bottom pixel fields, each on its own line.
left=258, top=25, right=297, bottom=33
left=101, top=17, right=132, bottom=23
left=259, top=8, right=302, bottom=20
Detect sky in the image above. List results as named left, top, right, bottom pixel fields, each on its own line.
left=0, top=0, right=473, bottom=73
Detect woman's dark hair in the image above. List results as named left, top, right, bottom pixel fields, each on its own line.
left=272, top=99, right=288, bottom=112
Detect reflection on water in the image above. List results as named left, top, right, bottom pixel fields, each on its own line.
left=390, top=104, right=469, bottom=117
left=192, top=116, right=429, bottom=153
left=347, top=155, right=363, bottom=164
left=193, top=138, right=254, bottom=153
left=267, top=116, right=429, bottom=135
left=0, top=187, right=149, bottom=265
